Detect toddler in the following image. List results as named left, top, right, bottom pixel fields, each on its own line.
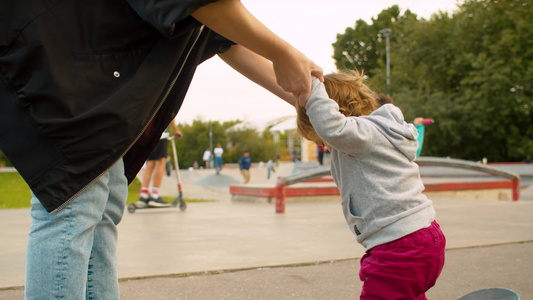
left=297, top=70, right=446, bottom=299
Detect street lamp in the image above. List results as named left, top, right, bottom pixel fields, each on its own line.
left=378, top=28, right=392, bottom=95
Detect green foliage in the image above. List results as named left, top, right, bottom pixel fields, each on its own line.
left=332, top=0, right=533, bottom=161
left=0, top=173, right=141, bottom=209
left=0, top=173, right=211, bottom=210
left=173, top=120, right=238, bottom=169
left=0, top=172, right=32, bottom=208
left=0, top=173, right=171, bottom=209
left=225, top=127, right=279, bottom=164
left=173, top=119, right=279, bottom=168
left=126, top=178, right=142, bottom=205
left=333, top=5, right=418, bottom=82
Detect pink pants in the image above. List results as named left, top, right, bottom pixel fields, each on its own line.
left=359, top=221, right=446, bottom=300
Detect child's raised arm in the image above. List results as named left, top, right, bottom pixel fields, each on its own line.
left=305, top=78, right=374, bottom=157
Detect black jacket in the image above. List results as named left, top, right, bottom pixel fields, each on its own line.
left=0, top=0, right=233, bottom=212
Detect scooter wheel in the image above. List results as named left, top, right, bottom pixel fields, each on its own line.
left=127, top=204, right=136, bottom=213
left=179, top=201, right=187, bottom=211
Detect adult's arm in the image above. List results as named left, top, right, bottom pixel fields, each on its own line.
left=218, top=45, right=296, bottom=106
left=191, top=0, right=323, bottom=106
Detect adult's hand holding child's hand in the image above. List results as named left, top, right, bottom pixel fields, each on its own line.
left=271, top=46, right=323, bottom=108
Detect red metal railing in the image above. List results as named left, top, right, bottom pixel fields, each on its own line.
left=275, top=157, right=521, bottom=213
left=415, top=157, right=521, bottom=202
left=275, top=166, right=331, bottom=213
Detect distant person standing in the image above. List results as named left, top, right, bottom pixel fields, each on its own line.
left=202, top=148, right=212, bottom=169
left=317, top=145, right=325, bottom=165
left=266, top=159, right=276, bottom=179
left=239, top=151, right=252, bottom=184
left=214, top=143, right=224, bottom=174
left=412, top=117, right=434, bottom=157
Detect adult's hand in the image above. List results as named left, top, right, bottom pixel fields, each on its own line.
left=271, top=46, right=323, bottom=107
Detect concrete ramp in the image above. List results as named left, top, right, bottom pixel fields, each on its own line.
left=194, top=173, right=240, bottom=188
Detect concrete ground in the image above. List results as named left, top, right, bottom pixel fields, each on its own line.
left=1, top=163, right=532, bottom=299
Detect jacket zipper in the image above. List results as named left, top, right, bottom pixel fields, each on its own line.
left=51, top=26, right=205, bottom=214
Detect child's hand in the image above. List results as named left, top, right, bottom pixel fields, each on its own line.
left=413, top=117, right=424, bottom=126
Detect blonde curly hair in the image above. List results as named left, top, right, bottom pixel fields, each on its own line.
left=296, top=69, right=377, bottom=146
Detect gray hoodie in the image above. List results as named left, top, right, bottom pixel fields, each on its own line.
left=306, top=78, right=435, bottom=250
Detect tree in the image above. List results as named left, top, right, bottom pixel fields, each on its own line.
left=225, top=125, right=279, bottom=164
left=173, top=119, right=280, bottom=169
left=419, top=0, right=533, bottom=161
left=332, top=0, right=533, bottom=161
left=174, top=120, right=239, bottom=169
left=333, top=5, right=419, bottom=90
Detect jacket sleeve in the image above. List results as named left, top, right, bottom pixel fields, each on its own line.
left=305, top=77, right=374, bottom=158
left=200, top=30, right=236, bottom=63
left=126, top=0, right=219, bottom=38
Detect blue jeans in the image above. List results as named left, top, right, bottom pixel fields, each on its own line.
left=215, top=156, right=222, bottom=172
left=25, top=159, right=127, bottom=299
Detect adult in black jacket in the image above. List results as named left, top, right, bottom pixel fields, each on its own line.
left=0, top=0, right=323, bottom=298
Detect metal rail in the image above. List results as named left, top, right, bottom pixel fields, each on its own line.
left=275, top=166, right=331, bottom=213
left=415, top=157, right=520, bottom=201
left=275, top=157, right=521, bottom=213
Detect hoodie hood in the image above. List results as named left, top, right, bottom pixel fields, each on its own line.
left=364, top=104, right=419, bottom=161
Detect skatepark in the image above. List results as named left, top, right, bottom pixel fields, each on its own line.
left=1, top=160, right=532, bottom=299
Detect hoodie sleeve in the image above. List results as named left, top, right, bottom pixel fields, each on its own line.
left=305, top=77, right=374, bottom=157
left=126, top=0, right=219, bottom=38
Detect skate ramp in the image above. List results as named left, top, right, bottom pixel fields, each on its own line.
left=194, top=173, right=240, bottom=189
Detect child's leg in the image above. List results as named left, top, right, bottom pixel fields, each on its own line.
left=359, top=221, right=446, bottom=300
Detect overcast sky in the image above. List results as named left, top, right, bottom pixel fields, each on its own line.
left=176, top=1, right=461, bottom=126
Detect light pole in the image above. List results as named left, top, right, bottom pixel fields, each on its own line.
left=378, top=28, right=391, bottom=95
